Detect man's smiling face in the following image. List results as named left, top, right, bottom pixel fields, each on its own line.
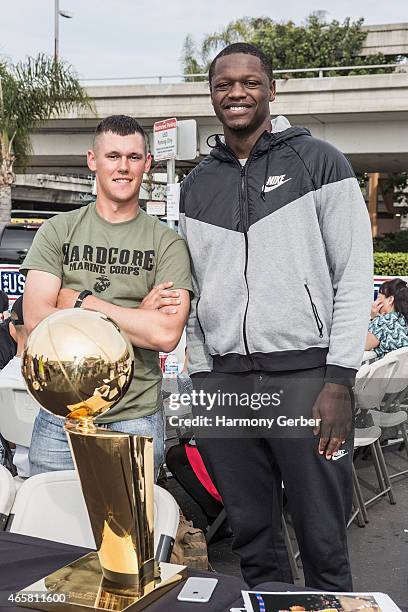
left=210, top=53, right=275, bottom=134
left=87, top=131, right=151, bottom=205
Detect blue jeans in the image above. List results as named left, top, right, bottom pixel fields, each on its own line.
left=29, top=408, right=165, bottom=480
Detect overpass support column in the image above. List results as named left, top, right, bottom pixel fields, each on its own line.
left=368, top=173, right=379, bottom=238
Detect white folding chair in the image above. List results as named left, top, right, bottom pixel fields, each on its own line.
left=154, top=483, right=180, bottom=562
left=355, top=356, right=399, bottom=413
left=6, top=470, right=180, bottom=561
left=0, top=464, right=16, bottom=530
left=352, top=425, right=395, bottom=519
left=362, top=350, right=377, bottom=364
left=370, top=348, right=408, bottom=480
left=352, top=357, right=398, bottom=517
left=7, top=470, right=95, bottom=548
left=0, top=378, right=40, bottom=447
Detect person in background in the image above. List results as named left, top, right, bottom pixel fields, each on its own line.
left=0, top=317, right=16, bottom=370
left=366, top=278, right=408, bottom=358
left=0, top=297, right=30, bottom=476
left=0, top=291, right=16, bottom=370
left=0, top=291, right=10, bottom=322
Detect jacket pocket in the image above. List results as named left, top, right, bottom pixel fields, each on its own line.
left=304, top=283, right=324, bottom=338
left=196, top=297, right=206, bottom=343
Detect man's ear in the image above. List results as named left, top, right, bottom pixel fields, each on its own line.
left=210, top=89, right=215, bottom=108
left=9, top=321, right=17, bottom=343
left=269, top=79, right=276, bottom=103
left=87, top=149, right=96, bottom=172
left=144, top=152, right=152, bottom=173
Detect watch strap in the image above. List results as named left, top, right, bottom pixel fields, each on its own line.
left=74, top=290, right=92, bottom=309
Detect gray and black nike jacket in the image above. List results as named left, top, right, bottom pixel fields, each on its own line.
left=179, top=116, right=373, bottom=386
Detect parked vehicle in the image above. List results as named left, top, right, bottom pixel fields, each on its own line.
left=0, top=223, right=41, bottom=264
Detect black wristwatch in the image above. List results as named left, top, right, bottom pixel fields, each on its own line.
left=74, top=290, right=92, bottom=309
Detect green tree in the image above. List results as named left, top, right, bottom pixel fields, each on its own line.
left=182, top=14, right=400, bottom=78
left=0, top=53, right=92, bottom=230
left=181, top=35, right=207, bottom=81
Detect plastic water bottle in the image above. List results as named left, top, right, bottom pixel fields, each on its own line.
left=159, top=352, right=168, bottom=372
left=164, top=353, right=178, bottom=378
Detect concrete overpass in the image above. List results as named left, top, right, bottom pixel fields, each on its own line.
left=28, top=72, right=408, bottom=175
left=361, top=23, right=408, bottom=56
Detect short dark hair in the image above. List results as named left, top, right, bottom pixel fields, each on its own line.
left=208, top=43, right=273, bottom=88
left=0, top=290, right=8, bottom=312
left=94, top=115, right=149, bottom=154
left=10, top=296, right=24, bottom=326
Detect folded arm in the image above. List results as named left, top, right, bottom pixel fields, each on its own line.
left=57, top=287, right=190, bottom=353
left=24, top=270, right=190, bottom=352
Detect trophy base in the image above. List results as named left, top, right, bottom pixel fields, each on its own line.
left=18, top=552, right=187, bottom=611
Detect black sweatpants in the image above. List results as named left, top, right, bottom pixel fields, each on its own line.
left=191, top=368, right=354, bottom=590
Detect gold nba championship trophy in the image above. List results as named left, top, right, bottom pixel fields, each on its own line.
left=18, top=309, right=185, bottom=611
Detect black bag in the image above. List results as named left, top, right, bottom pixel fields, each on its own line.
left=0, top=433, right=17, bottom=476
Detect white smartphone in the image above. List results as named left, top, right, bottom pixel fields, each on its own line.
left=177, top=577, right=218, bottom=603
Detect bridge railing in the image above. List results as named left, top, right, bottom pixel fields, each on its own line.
left=80, top=63, right=405, bottom=86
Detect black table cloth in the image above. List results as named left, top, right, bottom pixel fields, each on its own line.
left=0, top=532, right=247, bottom=612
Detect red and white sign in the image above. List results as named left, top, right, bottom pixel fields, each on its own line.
left=154, top=118, right=177, bottom=161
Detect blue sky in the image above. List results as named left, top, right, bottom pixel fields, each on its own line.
left=1, top=0, right=407, bottom=79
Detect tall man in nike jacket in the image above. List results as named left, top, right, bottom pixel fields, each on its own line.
left=179, top=43, right=373, bottom=590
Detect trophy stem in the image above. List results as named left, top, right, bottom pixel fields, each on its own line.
left=65, top=425, right=157, bottom=593
left=66, top=415, right=98, bottom=433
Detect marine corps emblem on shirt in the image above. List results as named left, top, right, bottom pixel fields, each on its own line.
left=93, top=275, right=111, bottom=293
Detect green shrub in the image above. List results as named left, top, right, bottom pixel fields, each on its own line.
left=374, top=252, right=408, bottom=275
left=373, top=230, right=408, bottom=253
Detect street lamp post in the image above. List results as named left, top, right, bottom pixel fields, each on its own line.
left=54, top=0, right=73, bottom=62
left=54, top=0, right=59, bottom=61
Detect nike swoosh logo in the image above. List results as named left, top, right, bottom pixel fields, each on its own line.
left=263, top=178, right=292, bottom=193
left=332, top=451, right=349, bottom=461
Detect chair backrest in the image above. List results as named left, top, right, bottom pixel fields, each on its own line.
left=354, top=363, right=373, bottom=404
left=7, top=470, right=179, bottom=560
left=354, top=356, right=399, bottom=411
left=0, top=465, right=16, bottom=530
left=0, top=378, right=40, bottom=447
left=154, top=483, right=180, bottom=562
left=8, top=470, right=95, bottom=548
left=362, top=350, right=377, bottom=364
left=381, top=347, right=408, bottom=395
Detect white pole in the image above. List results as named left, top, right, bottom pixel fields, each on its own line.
left=54, top=0, right=59, bottom=62
left=167, top=158, right=176, bottom=231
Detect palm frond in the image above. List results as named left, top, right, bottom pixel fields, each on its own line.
left=0, top=53, right=93, bottom=174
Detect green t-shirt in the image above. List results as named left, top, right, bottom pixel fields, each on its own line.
left=21, top=203, right=192, bottom=421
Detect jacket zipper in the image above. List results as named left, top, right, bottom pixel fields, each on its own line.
left=304, top=284, right=324, bottom=338
left=240, top=166, right=251, bottom=357
left=196, top=297, right=206, bottom=343
left=217, top=141, right=256, bottom=359
left=242, top=233, right=250, bottom=356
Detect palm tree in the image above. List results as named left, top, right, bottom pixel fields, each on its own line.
left=0, top=53, right=92, bottom=230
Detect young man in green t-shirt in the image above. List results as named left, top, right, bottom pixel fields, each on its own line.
left=22, top=115, right=192, bottom=477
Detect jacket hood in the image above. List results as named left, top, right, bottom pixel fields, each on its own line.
left=210, top=115, right=311, bottom=162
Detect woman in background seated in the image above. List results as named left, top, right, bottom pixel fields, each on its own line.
left=366, top=278, right=408, bottom=358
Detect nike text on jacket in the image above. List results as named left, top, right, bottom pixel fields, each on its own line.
left=179, top=116, right=373, bottom=386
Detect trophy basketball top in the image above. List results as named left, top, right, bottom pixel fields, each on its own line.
left=21, top=309, right=134, bottom=426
